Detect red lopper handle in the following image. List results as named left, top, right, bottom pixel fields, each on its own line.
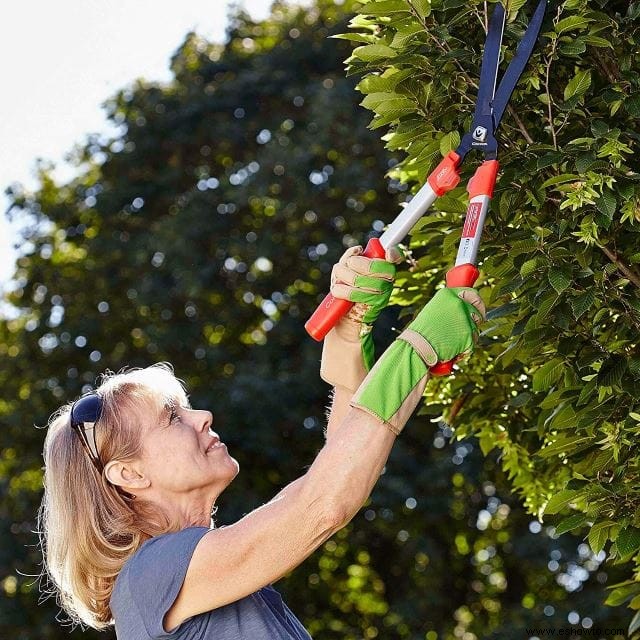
left=429, top=161, right=497, bottom=376
left=305, top=238, right=387, bottom=341
left=429, top=264, right=480, bottom=376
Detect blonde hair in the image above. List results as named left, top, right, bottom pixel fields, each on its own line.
left=38, top=362, right=190, bottom=629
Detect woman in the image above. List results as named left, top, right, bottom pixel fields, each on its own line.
left=39, top=247, right=484, bottom=639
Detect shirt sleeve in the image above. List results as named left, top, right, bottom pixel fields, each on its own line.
left=125, top=526, right=211, bottom=639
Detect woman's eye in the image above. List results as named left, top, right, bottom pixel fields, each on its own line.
left=169, top=409, right=181, bottom=423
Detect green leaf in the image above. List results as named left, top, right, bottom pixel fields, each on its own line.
left=548, top=265, right=572, bottom=294
left=629, top=610, right=640, bottom=637
left=597, top=355, right=627, bottom=387
left=560, top=39, right=587, bottom=56
left=596, top=190, right=617, bottom=220
left=357, top=0, right=412, bottom=15
left=626, top=94, right=640, bottom=118
left=520, top=256, right=542, bottom=278
left=591, top=120, right=609, bottom=138
left=533, top=358, right=564, bottom=393
left=546, top=403, right=577, bottom=430
left=570, top=290, right=595, bottom=320
left=537, top=435, right=592, bottom=459
left=360, top=93, right=416, bottom=115
left=391, top=20, right=426, bottom=48
left=617, top=527, right=640, bottom=558
left=384, top=120, right=429, bottom=150
left=564, top=70, right=591, bottom=101
left=439, top=131, right=460, bottom=156
left=357, top=68, right=414, bottom=94
left=537, top=152, right=564, bottom=170
left=409, top=0, right=431, bottom=18
left=526, top=292, right=559, bottom=330
left=541, top=173, right=579, bottom=189
left=509, top=391, right=531, bottom=407
left=544, top=489, right=581, bottom=515
left=330, top=33, right=376, bottom=44
left=582, top=35, right=613, bottom=48
left=555, top=513, right=588, bottom=535
left=605, top=580, right=640, bottom=606
left=509, top=239, right=539, bottom=256
left=555, top=16, right=593, bottom=35
left=588, top=520, right=613, bottom=554
left=352, top=44, right=399, bottom=62
left=487, top=301, right=519, bottom=320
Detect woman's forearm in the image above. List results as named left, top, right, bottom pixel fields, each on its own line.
left=302, top=406, right=396, bottom=525
left=324, top=385, right=358, bottom=441
left=307, top=285, right=485, bottom=526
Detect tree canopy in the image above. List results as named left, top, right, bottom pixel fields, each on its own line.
left=342, top=0, right=640, bottom=633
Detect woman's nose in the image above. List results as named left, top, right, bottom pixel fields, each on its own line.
left=200, top=410, right=214, bottom=433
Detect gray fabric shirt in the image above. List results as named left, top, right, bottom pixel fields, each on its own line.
left=110, top=526, right=313, bottom=640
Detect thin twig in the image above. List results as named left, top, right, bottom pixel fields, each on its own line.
left=405, top=1, right=479, bottom=110
left=507, top=105, right=534, bottom=144
left=543, top=6, right=562, bottom=149
left=598, top=244, right=640, bottom=290
left=448, top=392, right=471, bottom=425
left=593, top=50, right=621, bottom=84
left=472, top=3, right=488, bottom=34
left=554, top=111, right=572, bottom=138
left=543, top=50, right=557, bottom=148
left=406, top=1, right=481, bottom=91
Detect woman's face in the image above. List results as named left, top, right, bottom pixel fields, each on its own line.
left=138, top=399, right=239, bottom=500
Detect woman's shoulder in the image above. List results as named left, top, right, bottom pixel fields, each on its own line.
left=110, top=527, right=213, bottom=637
left=137, top=526, right=211, bottom=555
left=114, top=527, right=211, bottom=594
left=111, top=527, right=212, bottom=621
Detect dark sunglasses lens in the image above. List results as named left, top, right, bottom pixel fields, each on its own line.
left=71, top=394, right=103, bottom=425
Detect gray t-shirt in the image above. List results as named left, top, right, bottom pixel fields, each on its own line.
left=110, top=526, right=312, bottom=639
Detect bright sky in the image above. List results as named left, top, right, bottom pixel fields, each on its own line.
left=0, top=0, right=283, bottom=290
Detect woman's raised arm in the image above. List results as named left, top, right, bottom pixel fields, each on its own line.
left=164, top=287, right=484, bottom=631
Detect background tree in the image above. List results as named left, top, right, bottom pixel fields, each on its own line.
left=0, top=0, right=633, bottom=638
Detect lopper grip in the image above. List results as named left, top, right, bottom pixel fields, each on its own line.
left=305, top=238, right=386, bottom=342
left=429, top=264, right=480, bottom=376
left=429, top=161, right=496, bottom=376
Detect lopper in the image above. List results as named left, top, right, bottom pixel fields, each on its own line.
left=306, top=0, right=548, bottom=374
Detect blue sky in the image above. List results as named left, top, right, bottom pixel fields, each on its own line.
left=0, top=0, right=288, bottom=290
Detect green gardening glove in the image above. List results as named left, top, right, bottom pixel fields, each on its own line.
left=350, top=287, right=486, bottom=434
left=320, top=246, right=400, bottom=392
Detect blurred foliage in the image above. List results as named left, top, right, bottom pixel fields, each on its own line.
left=0, top=0, right=634, bottom=638
left=342, top=0, right=640, bottom=634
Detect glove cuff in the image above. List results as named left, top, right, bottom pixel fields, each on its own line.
left=320, top=319, right=368, bottom=392
left=349, top=340, right=431, bottom=436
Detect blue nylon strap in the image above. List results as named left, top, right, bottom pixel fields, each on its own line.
left=456, top=0, right=548, bottom=162
left=472, top=3, right=506, bottom=134
left=492, top=0, right=548, bottom=126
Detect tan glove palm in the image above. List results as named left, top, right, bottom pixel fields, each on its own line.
left=320, top=245, right=400, bottom=392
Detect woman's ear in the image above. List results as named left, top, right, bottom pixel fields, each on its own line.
left=104, top=460, right=150, bottom=493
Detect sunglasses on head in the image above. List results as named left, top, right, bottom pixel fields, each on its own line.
left=70, top=393, right=104, bottom=472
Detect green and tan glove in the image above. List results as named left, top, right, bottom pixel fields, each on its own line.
left=350, top=287, right=486, bottom=434
left=320, top=246, right=400, bottom=392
